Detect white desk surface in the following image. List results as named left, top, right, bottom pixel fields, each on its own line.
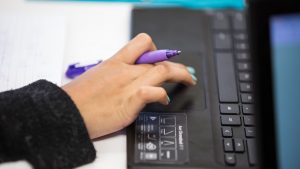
left=0, top=0, right=132, bottom=168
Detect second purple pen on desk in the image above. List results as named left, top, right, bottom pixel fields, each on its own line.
left=66, top=49, right=181, bottom=79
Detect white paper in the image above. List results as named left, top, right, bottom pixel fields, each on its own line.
left=0, top=15, right=65, bottom=92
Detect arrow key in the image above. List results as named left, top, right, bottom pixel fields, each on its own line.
left=223, top=139, right=234, bottom=152
left=222, top=127, right=233, bottom=137
left=234, top=138, right=245, bottom=152
left=225, top=153, right=236, bottom=166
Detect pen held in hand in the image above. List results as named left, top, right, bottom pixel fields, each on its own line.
left=135, top=49, right=181, bottom=64
left=66, top=49, right=181, bottom=79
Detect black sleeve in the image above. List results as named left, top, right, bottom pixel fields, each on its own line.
left=0, top=80, right=96, bottom=169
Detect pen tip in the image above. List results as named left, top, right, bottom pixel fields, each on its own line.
left=177, top=50, right=182, bottom=54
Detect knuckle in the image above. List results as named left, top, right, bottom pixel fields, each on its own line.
left=137, top=33, right=153, bottom=46
left=154, top=64, right=169, bottom=74
left=177, top=63, right=187, bottom=69
left=183, top=68, right=191, bottom=76
left=104, top=60, right=123, bottom=70
left=136, top=87, right=149, bottom=101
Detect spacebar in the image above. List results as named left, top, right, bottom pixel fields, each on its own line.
left=216, top=53, right=238, bottom=102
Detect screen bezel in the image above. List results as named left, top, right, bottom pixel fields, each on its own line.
left=248, top=1, right=300, bottom=168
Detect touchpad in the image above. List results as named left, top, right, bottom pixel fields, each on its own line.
left=144, top=51, right=206, bottom=112
left=131, top=8, right=208, bottom=112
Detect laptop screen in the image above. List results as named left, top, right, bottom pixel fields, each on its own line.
left=270, top=14, right=300, bottom=169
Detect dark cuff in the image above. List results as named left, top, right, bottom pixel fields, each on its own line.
left=0, top=80, right=96, bottom=169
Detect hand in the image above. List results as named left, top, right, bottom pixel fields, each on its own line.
left=62, top=33, right=196, bottom=139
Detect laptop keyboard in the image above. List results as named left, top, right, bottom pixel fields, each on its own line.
left=212, top=11, right=257, bottom=166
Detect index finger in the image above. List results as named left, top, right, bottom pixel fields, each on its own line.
left=112, top=33, right=157, bottom=64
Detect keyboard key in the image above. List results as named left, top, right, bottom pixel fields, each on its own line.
left=236, top=52, right=250, bottom=60
left=234, top=33, right=248, bottom=41
left=239, top=72, right=252, bottom=81
left=220, top=104, right=239, bottom=114
left=245, top=127, right=256, bottom=137
left=222, top=127, right=233, bottom=137
left=235, top=42, right=249, bottom=50
left=240, top=83, right=253, bottom=92
left=214, top=32, right=232, bottom=49
left=232, top=12, right=246, bottom=30
left=237, top=62, right=251, bottom=71
left=247, top=139, right=257, bottom=165
left=212, top=12, right=230, bottom=30
left=221, top=116, right=241, bottom=126
left=241, top=93, right=254, bottom=103
left=216, top=53, right=238, bottom=102
left=223, top=139, right=234, bottom=152
left=234, top=138, right=245, bottom=152
left=244, top=116, right=255, bottom=126
left=243, top=104, right=254, bottom=114
left=224, top=153, right=236, bottom=165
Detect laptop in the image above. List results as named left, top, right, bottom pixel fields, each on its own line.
left=126, top=0, right=300, bottom=169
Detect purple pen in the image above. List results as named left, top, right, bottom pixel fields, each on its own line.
left=66, top=49, right=181, bottom=79
left=135, top=49, right=181, bottom=64
left=66, top=62, right=101, bottom=79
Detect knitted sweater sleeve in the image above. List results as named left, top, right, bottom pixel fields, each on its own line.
left=0, top=80, right=96, bottom=169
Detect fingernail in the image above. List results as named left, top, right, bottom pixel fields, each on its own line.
left=191, top=74, right=198, bottom=82
left=186, top=66, right=196, bottom=75
left=166, top=95, right=171, bottom=105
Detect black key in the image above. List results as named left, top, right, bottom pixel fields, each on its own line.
left=232, top=12, right=246, bottom=30
left=214, top=32, right=232, bottom=49
left=235, top=42, right=249, bottom=50
left=216, top=53, right=238, bottom=102
left=225, top=153, right=236, bottom=165
left=239, top=72, right=252, bottom=81
left=234, top=33, right=248, bottom=41
left=247, top=139, right=257, bottom=165
left=244, top=116, right=255, bottom=126
left=236, top=52, right=250, bottom=60
left=245, top=127, right=256, bottom=137
left=212, top=12, right=230, bottom=30
left=222, top=127, right=233, bottom=137
left=234, top=138, right=245, bottom=152
left=241, top=93, right=254, bottom=103
left=223, top=139, right=234, bottom=152
left=220, top=104, right=239, bottom=114
left=240, top=83, right=253, bottom=92
left=243, top=104, right=254, bottom=114
left=237, top=62, right=251, bottom=71
left=221, top=116, right=241, bottom=126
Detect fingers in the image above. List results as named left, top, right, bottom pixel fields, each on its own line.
left=133, top=61, right=197, bottom=86
left=134, top=86, right=169, bottom=106
left=155, top=61, right=186, bottom=69
left=125, top=86, right=169, bottom=123
left=127, top=64, right=154, bottom=79
left=113, top=33, right=157, bottom=64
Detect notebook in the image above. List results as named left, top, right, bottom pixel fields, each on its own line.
left=0, top=14, right=65, bottom=92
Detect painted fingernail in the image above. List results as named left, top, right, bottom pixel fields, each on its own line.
left=167, top=95, right=171, bottom=105
left=186, top=66, right=196, bottom=75
left=191, top=74, right=198, bottom=82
